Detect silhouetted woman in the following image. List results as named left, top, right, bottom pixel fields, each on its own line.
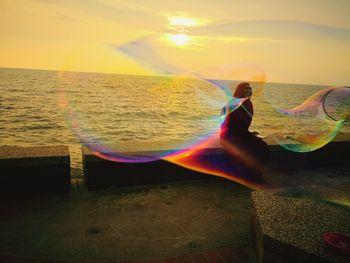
left=220, top=82, right=269, bottom=183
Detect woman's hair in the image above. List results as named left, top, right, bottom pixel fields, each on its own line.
left=233, top=82, right=250, bottom=98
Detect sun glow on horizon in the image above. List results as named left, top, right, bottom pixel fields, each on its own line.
left=1, top=1, right=349, bottom=85
left=168, top=34, right=190, bottom=46
left=165, top=15, right=208, bottom=47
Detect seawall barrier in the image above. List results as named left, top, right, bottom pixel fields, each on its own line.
left=0, top=137, right=348, bottom=194
left=0, top=145, right=70, bottom=195
left=82, top=137, right=350, bottom=191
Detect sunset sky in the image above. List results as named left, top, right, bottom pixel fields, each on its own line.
left=1, top=0, right=349, bottom=85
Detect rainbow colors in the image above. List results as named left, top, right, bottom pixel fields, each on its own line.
left=57, top=29, right=349, bottom=188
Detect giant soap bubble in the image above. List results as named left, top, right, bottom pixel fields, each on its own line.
left=163, top=63, right=268, bottom=188
left=57, top=37, right=270, bottom=188
left=57, top=23, right=349, bottom=188
left=116, top=29, right=350, bottom=154
left=117, top=35, right=269, bottom=187
left=114, top=30, right=350, bottom=188
left=58, top=42, right=230, bottom=163
left=263, top=85, right=350, bottom=152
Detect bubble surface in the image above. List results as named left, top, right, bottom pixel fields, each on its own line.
left=116, top=31, right=349, bottom=186
left=58, top=43, right=229, bottom=163
left=263, top=86, right=350, bottom=152
left=58, top=21, right=349, bottom=188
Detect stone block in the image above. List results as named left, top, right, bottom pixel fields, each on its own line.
left=82, top=146, right=214, bottom=190
left=305, top=140, right=350, bottom=169
left=250, top=185, right=350, bottom=263
left=0, top=146, right=71, bottom=195
left=82, top=137, right=350, bottom=190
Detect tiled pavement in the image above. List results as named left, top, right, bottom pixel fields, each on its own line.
left=0, top=179, right=253, bottom=263
left=0, top=246, right=249, bottom=262
left=0, top=165, right=349, bottom=263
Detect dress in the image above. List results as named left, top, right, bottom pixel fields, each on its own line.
left=220, top=98, right=269, bottom=179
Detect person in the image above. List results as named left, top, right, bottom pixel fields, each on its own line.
left=220, top=82, right=269, bottom=183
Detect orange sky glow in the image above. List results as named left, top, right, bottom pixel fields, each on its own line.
left=0, top=0, right=349, bottom=86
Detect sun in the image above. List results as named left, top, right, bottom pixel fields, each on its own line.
left=168, top=34, right=190, bottom=46
left=165, top=15, right=209, bottom=46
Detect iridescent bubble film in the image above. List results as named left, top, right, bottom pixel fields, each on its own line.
left=58, top=20, right=349, bottom=188
left=117, top=34, right=269, bottom=187
left=163, top=65, right=268, bottom=189
left=263, top=86, right=350, bottom=152
left=58, top=42, right=229, bottom=163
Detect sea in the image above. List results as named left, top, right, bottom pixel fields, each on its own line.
left=1, top=67, right=349, bottom=177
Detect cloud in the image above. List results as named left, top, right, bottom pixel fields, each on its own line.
left=193, top=20, right=350, bottom=41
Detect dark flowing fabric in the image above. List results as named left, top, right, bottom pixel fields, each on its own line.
left=220, top=83, right=269, bottom=180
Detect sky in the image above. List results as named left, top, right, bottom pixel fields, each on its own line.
left=0, top=0, right=349, bottom=85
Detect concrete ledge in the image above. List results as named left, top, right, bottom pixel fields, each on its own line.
left=82, top=146, right=213, bottom=191
left=305, top=140, right=350, bottom=169
left=266, top=136, right=350, bottom=171
left=267, top=144, right=308, bottom=171
left=82, top=138, right=350, bottom=190
left=0, top=146, right=71, bottom=195
left=250, top=185, right=350, bottom=263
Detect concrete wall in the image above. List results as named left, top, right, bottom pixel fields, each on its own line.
left=82, top=138, right=350, bottom=191
left=2, top=138, right=346, bottom=193
left=267, top=138, right=350, bottom=171
left=250, top=185, right=350, bottom=263
left=0, top=146, right=71, bottom=195
left=82, top=147, right=213, bottom=191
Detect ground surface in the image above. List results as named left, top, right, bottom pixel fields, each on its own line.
left=0, top=165, right=349, bottom=263
left=0, top=178, right=252, bottom=262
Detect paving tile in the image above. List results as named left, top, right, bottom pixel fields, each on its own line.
left=54, top=259, right=73, bottom=263
left=0, top=255, right=17, bottom=263
left=84, top=260, right=97, bottom=263
left=215, top=248, right=241, bottom=263
left=0, top=255, right=50, bottom=263
left=189, top=253, right=209, bottom=263
left=202, top=251, right=226, bottom=263
left=0, top=255, right=13, bottom=263
left=229, top=248, right=249, bottom=263
left=163, top=257, right=178, bottom=263
left=176, top=254, right=193, bottom=263
left=147, top=259, right=163, bottom=263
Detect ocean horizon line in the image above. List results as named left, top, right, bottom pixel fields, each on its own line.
left=0, top=66, right=340, bottom=88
